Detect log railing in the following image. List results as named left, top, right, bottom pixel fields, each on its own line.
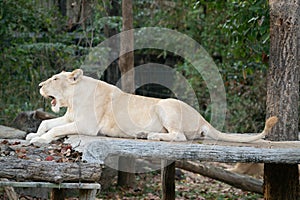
left=1, top=136, right=299, bottom=199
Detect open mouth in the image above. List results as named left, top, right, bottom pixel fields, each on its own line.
left=49, top=96, right=57, bottom=107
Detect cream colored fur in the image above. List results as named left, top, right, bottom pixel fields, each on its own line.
left=228, top=163, right=300, bottom=179
left=227, top=163, right=264, bottom=178
left=26, top=69, right=278, bottom=144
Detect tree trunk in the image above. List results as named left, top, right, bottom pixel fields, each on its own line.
left=103, top=0, right=120, bottom=38
left=264, top=164, right=299, bottom=199
left=103, top=0, right=121, bottom=85
left=264, top=0, right=299, bottom=199
left=117, top=0, right=136, bottom=188
left=118, top=0, right=135, bottom=93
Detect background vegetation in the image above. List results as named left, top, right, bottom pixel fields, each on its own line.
left=1, top=0, right=270, bottom=133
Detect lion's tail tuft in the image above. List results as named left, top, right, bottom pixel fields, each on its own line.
left=263, top=116, right=278, bottom=135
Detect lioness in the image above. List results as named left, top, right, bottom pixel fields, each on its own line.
left=26, top=69, right=277, bottom=144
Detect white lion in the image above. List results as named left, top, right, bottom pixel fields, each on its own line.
left=26, top=69, right=277, bottom=144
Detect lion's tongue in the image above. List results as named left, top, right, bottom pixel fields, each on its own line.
left=51, top=98, right=57, bottom=106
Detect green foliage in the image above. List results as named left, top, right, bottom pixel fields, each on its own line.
left=0, top=43, right=83, bottom=124
left=134, top=0, right=270, bottom=132
left=202, top=0, right=269, bottom=132
left=0, top=0, right=65, bottom=48
left=0, top=0, right=86, bottom=125
left=1, top=0, right=271, bottom=133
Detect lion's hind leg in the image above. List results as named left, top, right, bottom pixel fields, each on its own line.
left=147, top=100, right=187, bottom=142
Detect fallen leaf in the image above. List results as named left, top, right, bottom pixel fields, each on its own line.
left=45, top=155, right=55, bottom=161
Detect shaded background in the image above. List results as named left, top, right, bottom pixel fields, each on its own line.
left=0, top=0, right=277, bottom=133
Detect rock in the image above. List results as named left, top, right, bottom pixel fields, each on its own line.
left=12, top=109, right=56, bottom=133
left=0, top=125, right=26, bottom=139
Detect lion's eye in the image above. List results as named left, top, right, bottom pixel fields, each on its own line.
left=53, top=77, right=58, bottom=81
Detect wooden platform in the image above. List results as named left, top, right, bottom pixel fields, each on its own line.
left=65, top=135, right=300, bottom=164
left=0, top=136, right=299, bottom=199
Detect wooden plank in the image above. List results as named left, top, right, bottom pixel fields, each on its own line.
left=80, top=137, right=300, bottom=164
left=0, top=181, right=100, bottom=189
left=66, top=134, right=300, bottom=150
left=0, top=181, right=100, bottom=200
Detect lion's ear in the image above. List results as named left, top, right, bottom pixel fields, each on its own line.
left=68, top=69, right=83, bottom=84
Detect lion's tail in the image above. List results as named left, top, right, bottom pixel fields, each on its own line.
left=206, top=116, right=278, bottom=143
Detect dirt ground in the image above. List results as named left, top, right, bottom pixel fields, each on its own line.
left=98, top=163, right=263, bottom=200
left=0, top=164, right=263, bottom=200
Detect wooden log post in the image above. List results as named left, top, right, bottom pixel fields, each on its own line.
left=161, top=160, right=175, bottom=200
left=52, top=188, right=98, bottom=200
left=117, top=156, right=136, bottom=187
left=79, top=189, right=98, bottom=200
left=264, top=0, right=299, bottom=199
left=51, top=189, right=65, bottom=200
left=0, top=178, right=18, bottom=200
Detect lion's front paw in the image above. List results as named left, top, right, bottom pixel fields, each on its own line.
left=26, top=133, right=38, bottom=140
left=30, top=136, right=53, bottom=144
